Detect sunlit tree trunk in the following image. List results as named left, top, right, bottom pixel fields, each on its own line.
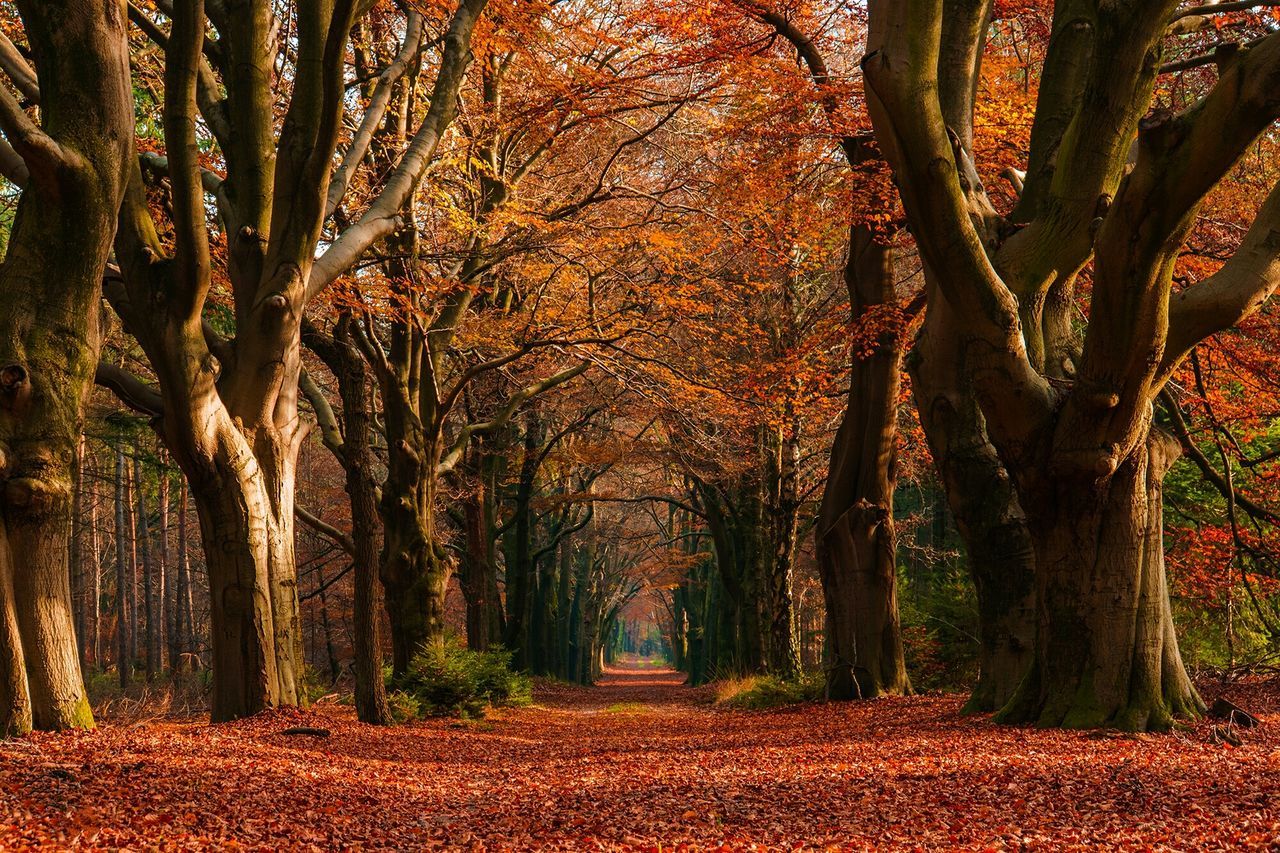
left=0, top=1, right=132, bottom=732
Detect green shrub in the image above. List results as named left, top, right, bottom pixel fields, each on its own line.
left=897, top=564, right=980, bottom=692
left=715, top=674, right=822, bottom=710
left=299, top=665, right=331, bottom=706
left=394, top=639, right=531, bottom=719
left=386, top=689, right=423, bottom=724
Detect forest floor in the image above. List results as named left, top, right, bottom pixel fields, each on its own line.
left=0, top=666, right=1277, bottom=851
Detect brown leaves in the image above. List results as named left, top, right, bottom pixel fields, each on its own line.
left=0, top=676, right=1277, bottom=849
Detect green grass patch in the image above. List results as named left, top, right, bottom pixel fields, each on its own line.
left=604, top=702, right=650, bottom=714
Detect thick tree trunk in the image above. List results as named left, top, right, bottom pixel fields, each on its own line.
left=0, top=1, right=132, bottom=733
left=997, top=429, right=1203, bottom=730
left=380, top=436, right=450, bottom=676
left=911, top=292, right=1035, bottom=712
left=183, top=423, right=301, bottom=722
left=816, top=229, right=910, bottom=700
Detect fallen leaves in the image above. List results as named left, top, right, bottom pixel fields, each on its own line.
left=0, top=671, right=1277, bottom=850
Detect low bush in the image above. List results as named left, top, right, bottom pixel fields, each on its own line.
left=394, top=639, right=532, bottom=719
left=386, top=689, right=424, bottom=724
left=715, top=673, right=822, bottom=710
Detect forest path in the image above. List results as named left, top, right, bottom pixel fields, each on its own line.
left=1, top=677, right=1277, bottom=849
left=534, top=661, right=705, bottom=712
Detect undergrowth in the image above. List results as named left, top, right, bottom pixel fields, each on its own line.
left=714, top=673, right=822, bottom=710
left=392, top=639, right=532, bottom=720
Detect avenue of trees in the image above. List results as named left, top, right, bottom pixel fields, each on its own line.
left=0, top=0, right=1277, bottom=735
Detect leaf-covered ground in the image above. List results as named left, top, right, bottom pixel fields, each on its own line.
left=0, top=668, right=1277, bottom=851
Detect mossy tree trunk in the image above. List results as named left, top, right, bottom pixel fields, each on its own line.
left=0, top=0, right=133, bottom=733
left=998, top=429, right=1200, bottom=729
left=864, top=0, right=1280, bottom=730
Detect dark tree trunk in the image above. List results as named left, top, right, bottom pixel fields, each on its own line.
left=998, top=429, right=1203, bottom=730
left=504, top=412, right=542, bottom=668
left=114, top=450, right=132, bottom=690
left=911, top=290, right=1036, bottom=712
left=815, top=229, right=910, bottom=700
left=134, top=457, right=156, bottom=680
left=461, top=483, right=502, bottom=653
left=88, top=469, right=101, bottom=671
left=302, top=317, right=392, bottom=723
left=762, top=422, right=801, bottom=679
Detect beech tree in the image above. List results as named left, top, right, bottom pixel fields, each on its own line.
left=864, top=0, right=1280, bottom=729
left=101, top=0, right=488, bottom=721
left=0, top=2, right=133, bottom=733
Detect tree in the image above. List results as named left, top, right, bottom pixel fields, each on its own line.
left=0, top=1, right=133, bottom=732
left=863, top=0, right=1280, bottom=729
left=102, top=0, right=488, bottom=721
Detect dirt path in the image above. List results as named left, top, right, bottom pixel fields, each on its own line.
left=0, top=668, right=1276, bottom=850
left=536, top=664, right=711, bottom=710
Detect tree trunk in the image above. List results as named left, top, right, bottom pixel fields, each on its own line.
left=182, top=422, right=301, bottom=722
left=911, top=291, right=1036, bottom=712
left=301, top=317, right=392, bottom=723
left=0, top=529, right=30, bottom=735
left=763, top=422, right=801, bottom=679
left=157, top=467, right=169, bottom=675
left=815, top=229, right=910, bottom=700
left=174, top=482, right=193, bottom=673
left=134, top=457, right=156, bottom=680
left=461, top=486, right=502, bottom=653
left=997, top=429, right=1203, bottom=730
left=125, top=461, right=138, bottom=667
left=114, top=450, right=132, bottom=690
left=337, top=327, right=392, bottom=724
left=503, top=413, right=542, bottom=668
left=88, top=473, right=101, bottom=671
left=0, top=0, right=132, bottom=733
left=380, top=435, right=450, bottom=676
left=70, top=438, right=86, bottom=673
